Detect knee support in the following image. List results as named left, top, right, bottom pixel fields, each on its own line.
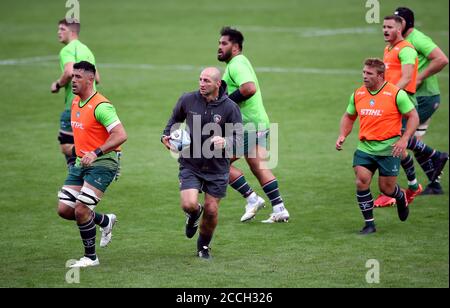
left=58, top=187, right=80, bottom=208
left=414, top=122, right=428, bottom=137
left=76, top=186, right=101, bottom=211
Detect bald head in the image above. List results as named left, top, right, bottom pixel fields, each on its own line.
left=201, top=67, right=222, bottom=82
left=199, top=67, right=222, bottom=101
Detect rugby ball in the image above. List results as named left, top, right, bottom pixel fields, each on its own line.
left=169, top=129, right=191, bottom=152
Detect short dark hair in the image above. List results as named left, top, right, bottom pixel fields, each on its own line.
left=58, top=18, right=80, bottom=34
left=394, top=7, right=415, bottom=30
left=383, top=15, right=403, bottom=25
left=220, top=26, right=244, bottom=51
left=364, top=58, right=385, bottom=74
left=73, top=61, right=96, bottom=75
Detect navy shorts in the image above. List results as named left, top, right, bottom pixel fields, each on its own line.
left=179, top=168, right=229, bottom=198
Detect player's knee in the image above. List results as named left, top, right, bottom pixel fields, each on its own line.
left=203, top=202, right=219, bottom=218
left=355, top=178, right=370, bottom=190
left=76, top=186, right=101, bottom=212
left=181, top=200, right=198, bottom=212
left=380, top=184, right=396, bottom=196
left=57, top=204, right=75, bottom=220
left=74, top=204, right=92, bottom=222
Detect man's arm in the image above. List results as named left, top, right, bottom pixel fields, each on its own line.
left=417, top=47, right=449, bottom=87
left=397, top=63, right=415, bottom=90
left=221, top=101, right=243, bottom=156
left=228, top=82, right=256, bottom=104
left=336, top=112, right=357, bottom=151
left=51, top=62, right=74, bottom=93
left=391, top=90, right=419, bottom=157
left=391, top=108, right=419, bottom=157
left=397, top=47, right=418, bottom=90
left=161, top=95, right=187, bottom=149
left=80, top=123, right=127, bottom=167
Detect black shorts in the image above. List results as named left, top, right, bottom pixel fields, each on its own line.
left=58, top=131, right=74, bottom=145
left=179, top=167, right=228, bottom=198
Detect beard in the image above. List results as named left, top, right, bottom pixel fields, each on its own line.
left=217, top=49, right=232, bottom=62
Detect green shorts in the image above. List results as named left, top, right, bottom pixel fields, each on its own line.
left=353, top=149, right=400, bottom=176
left=60, top=109, right=72, bottom=133
left=235, top=129, right=269, bottom=156
left=64, top=163, right=118, bottom=192
left=417, top=95, right=440, bottom=124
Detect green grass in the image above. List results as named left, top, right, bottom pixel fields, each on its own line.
left=0, top=0, right=448, bottom=288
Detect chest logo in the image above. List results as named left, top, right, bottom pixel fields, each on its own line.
left=369, top=99, right=375, bottom=107
left=76, top=111, right=80, bottom=118
left=213, top=114, right=222, bottom=123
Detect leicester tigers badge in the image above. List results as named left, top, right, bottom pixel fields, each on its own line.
left=213, top=114, right=222, bottom=123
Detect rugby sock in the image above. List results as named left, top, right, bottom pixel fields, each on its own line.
left=409, top=136, right=440, bottom=182
left=77, top=217, right=97, bottom=260
left=262, top=179, right=283, bottom=207
left=357, top=189, right=374, bottom=226
left=93, top=212, right=110, bottom=228
left=401, top=154, right=419, bottom=190
left=414, top=155, right=441, bottom=183
left=387, top=184, right=407, bottom=208
left=408, top=136, right=436, bottom=157
left=197, top=233, right=212, bottom=251
left=230, top=175, right=254, bottom=198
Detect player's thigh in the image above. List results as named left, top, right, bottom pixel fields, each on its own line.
left=180, top=189, right=200, bottom=209
left=83, top=165, right=118, bottom=193
left=417, top=95, right=440, bottom=124
left=204, top=193, right=221, bottom=216
left=353, top=150, right=377, bottom=185
left=378, top=175, right=398, bottom=195
left=415, top=95, right=440, bottom=137
left=377, top=155, right=400, bottom=177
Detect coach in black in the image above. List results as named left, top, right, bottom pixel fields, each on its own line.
left=162, top=67, right=243, bottom=259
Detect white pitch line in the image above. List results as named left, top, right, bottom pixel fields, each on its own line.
left=0, top=55, right=447, bottom=77
left=238, top=26, right=379, bottom=37
left=0, top=55, right=58, bottom=65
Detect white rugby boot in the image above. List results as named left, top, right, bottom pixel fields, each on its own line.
left=240, top=193, right=266, bottom=222
left=261, top=204, right=289, bottom=223
left=69, top=256, right=100, bottom=268
left=100, top=214, right=117, bottom=248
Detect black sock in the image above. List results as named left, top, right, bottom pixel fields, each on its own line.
left=93, top=212, right=110, bottom=228
left=230, top=175, right=254, bottom=198
left=262, top=179, right=283, bottom=206
left=407, top=136, right=437, bottom=157
left=414, top=151, right=441, bottom=182
left=77, top=217, right=97, bottom=260
left=409, top=136, right=440, bottom=182
left=197, top=233, right=212, bottom=251
left=357, top=189, right=374, bottom=225
left=401, top=154, right=416, bottom=182
left=387, top=184, right=407, bottom=208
